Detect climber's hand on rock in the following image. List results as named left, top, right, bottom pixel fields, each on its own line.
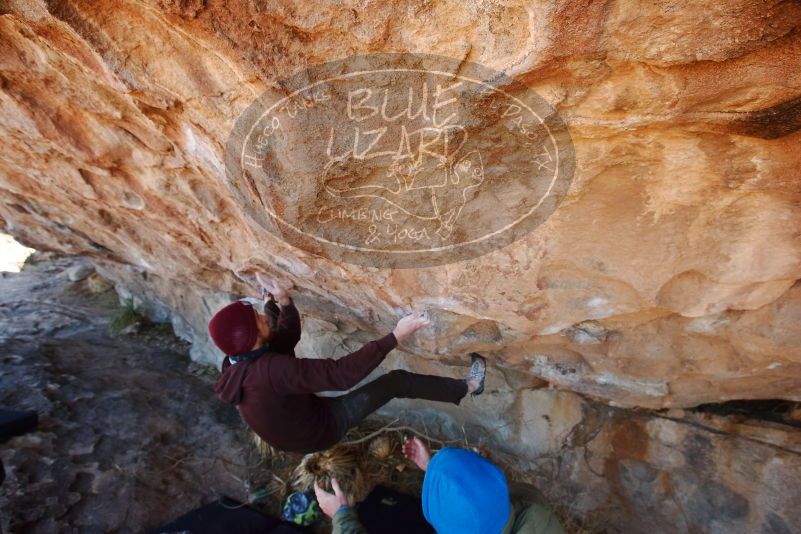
left=392, top=311, right=430, bottom=343
left=402, top=436, right=432, bottom=472
left=255, top=273, right=293, bottom=305
left=314, top=478, right=349, bottom=518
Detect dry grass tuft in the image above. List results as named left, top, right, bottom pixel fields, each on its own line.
left=252, top=432, right=276, bottom=457
left=367, top=435, right=396, bottom=460
left=292, top=444, right=370, bottom=501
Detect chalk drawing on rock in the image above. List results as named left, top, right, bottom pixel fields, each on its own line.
left=225, top=53, right=575, bottom=268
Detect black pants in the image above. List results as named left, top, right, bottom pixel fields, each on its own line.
left=324, top=370, right=468, bottom=442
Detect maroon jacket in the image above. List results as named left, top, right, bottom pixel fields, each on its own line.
left=213, top=297, right=398, bottom=453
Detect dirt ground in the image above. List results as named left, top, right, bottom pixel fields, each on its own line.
left=0, top=254, right=434, bottom=533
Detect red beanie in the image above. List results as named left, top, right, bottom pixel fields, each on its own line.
left=208, top=301, right=258, bottom=356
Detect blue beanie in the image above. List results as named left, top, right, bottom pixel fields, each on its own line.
left=422, top=448, right=511, bottom=534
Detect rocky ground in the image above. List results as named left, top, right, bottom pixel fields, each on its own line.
left=0, top=254, right=268, bottom=533
left=0, top=254, right=445, bottom=534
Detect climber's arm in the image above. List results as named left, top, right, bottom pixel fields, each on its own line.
left=265, top=332, right=398, bottom=394
left=256, top=273, right=301, bottom=354
left=268, top=296, right=302, bottom=354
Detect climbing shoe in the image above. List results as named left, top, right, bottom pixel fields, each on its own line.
left=467, top=352, right=487, bottom=396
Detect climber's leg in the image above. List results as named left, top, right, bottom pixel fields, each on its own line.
left=326, top=370, right=468, bottom=439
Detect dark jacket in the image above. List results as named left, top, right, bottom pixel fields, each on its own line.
left=332, top=483, right=565, bottom=534
left=213, top=298, right=398, bottom=453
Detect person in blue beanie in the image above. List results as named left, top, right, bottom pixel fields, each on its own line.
left=316, top=436, right=565, bottom=534
left=422, top=445, right=511, bottom=533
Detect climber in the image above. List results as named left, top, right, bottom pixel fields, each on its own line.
left=209, top=274, right=487, bottom=454
left=315, top=437, right=566, bottom=534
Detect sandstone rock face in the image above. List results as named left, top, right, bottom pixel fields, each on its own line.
left=1, top=1, right=801, bottom=530
left=0, top=257, right=257, bottom=533
left=1, top=0, right=798, bottom=407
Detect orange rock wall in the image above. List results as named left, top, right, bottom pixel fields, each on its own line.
left=1, top=0, right=800, bottom=411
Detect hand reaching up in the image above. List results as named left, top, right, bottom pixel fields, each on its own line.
left=392, top=311, right=430, bottom=343
left=402, top=436, right=432, bottom=472
left=255, top=273, right=293, bottom=305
